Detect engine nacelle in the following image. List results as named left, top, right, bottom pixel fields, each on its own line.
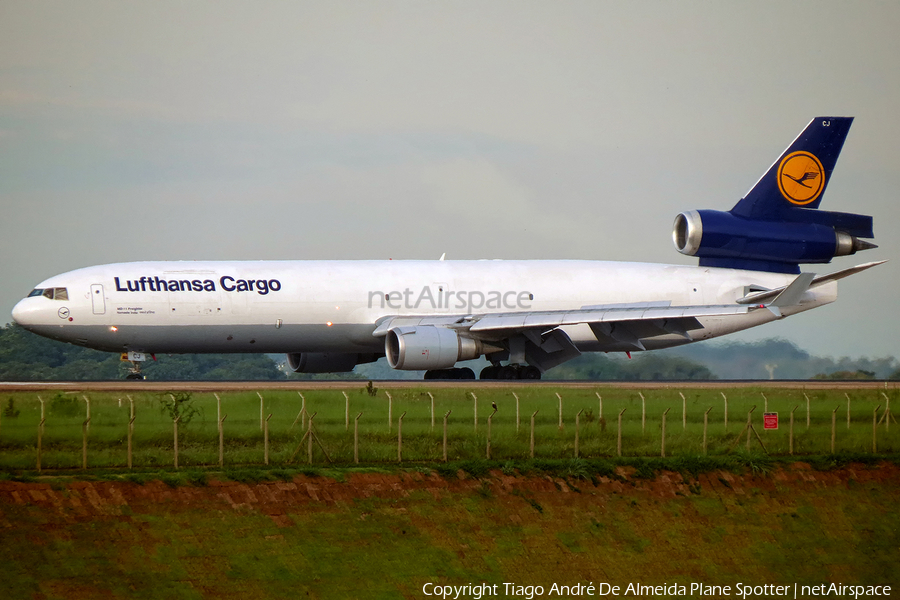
left=673, top=210, right=874, bottom=273
left=385, top=326, right=485, bottom=370
left=286, top=352, right=378, bottom=373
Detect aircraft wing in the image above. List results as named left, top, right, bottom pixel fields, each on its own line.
left=371, top=261, right=887, bottom=373
left=373, top=302, right=758, bottom=371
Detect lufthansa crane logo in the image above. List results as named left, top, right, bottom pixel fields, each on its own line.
left=777, top=151, right=825, bottom=205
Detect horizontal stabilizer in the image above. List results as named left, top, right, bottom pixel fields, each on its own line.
left=737, top=260, right=887, bottom=305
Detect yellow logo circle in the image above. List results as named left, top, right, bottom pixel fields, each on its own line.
left=777, top=151, right=825, bottom=205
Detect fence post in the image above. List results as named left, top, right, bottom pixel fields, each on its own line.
left=575, top=409, right=583, bottom=458
left=702, top=407, right=712, bottom=455
left=661, top=408, right=670, bottom=458
left=471, top=393, right=477, bottom=432
left=680, top=392, right=686, bottom=430
left=805, top=393, right=811, bottom=429
left=344, top=391, right=350, bottom=431
left=36, top=396, right=45, bottom=471
left=443, top=410, right=451, bottom=462
left=761, top=392, right=768, bottom=414
left=37, top=418, right=44, bottom=472
left=846, top=393, right=851, bottom=429
left=386, top=392, right=393, bottom=433
left=596, top=392, right=603, bottom=424
left=428, top=392, right=435, bottom=431
left=128, top=414, right=136, bottom=469
left=264, top=413, right=273, bottom=465
left=82, top=418, right=90, bottom=469
left=354, top=412, right=362, bottom=464
left=257, top=392, right=264, bottom=431
left=397, top=412, right=406, bottom=463
left=831, top=405, right=838, bottom=454
left=128, top=396, right=135, bottom=469
left=530, top=410, right=538, bottom=458
left=219, top=415, right=227, bottom=467
left=556, top=393, right=563, bottom=430
left=873, top=405, right=881, bottom=453
left=617, top=408, right=626, bottom=457
left=308, top=413, right=316, bottom=464
left=746, top=406, right=756, bottom=451
left=173, top=416, right=180, bottom=469
left=640, top=392, right=646, bottom=434
left=298, top=392, right=306, bottom=430
left=83, top=395, right=91, bottom=433
left=790, top=406, right=798, bottom=455
left=721, top=392, right=728, bottom=431
left=514, top=392, right=520, bottom=432
left=487, top=408, right=497, bottom=459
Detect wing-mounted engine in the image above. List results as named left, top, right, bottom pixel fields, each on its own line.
left=287, top=352, right=379, bottom=373
left=385, top=326, right=498, bottom=370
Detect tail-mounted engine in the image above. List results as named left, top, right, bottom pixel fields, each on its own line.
left=673, top=209, right=876, bottom=274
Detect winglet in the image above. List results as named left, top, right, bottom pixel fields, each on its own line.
left=766, top=272, right=815, bottom=317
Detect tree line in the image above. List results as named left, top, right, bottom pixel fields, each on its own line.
left=1, top=322, right=897, bottom=381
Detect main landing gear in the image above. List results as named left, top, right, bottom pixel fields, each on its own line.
left=424, top=367, right=476, bottom=380
left=479, top=364, right=542, bottom=380
left=423, top=364, right=542, bottom=380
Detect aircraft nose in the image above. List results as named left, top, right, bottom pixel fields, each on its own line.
left=11, top=298, right=40, bottom=328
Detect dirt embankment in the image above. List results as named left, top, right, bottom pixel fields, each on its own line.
left=1, top=463, right=896, bottom=521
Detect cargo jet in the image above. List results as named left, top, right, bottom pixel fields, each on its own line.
left=11, top=117, right=882, bottom=380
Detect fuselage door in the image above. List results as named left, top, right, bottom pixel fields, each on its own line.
left=91, top=284, right=106, bottom=315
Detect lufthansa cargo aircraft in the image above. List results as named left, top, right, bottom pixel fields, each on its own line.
left=11, top=117, right=883, bottom=380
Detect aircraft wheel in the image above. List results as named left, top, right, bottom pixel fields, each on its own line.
left=125, top=373, right=145, bottom=380
left=458, top=367, right=476, bottom=380
left=522, top=366, right=542, bottom=380
left=497, top=366, right=519, bottom=380
left=480, top=366, right=498, bottom=379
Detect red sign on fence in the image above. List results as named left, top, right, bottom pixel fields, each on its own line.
left=764, top=412, right=779, bottom=430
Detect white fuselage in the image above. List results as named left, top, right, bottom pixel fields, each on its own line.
left=10, top=259, right=836, bottom=359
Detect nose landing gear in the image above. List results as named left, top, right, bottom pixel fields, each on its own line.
left=120, top=351, right=150, bottom=380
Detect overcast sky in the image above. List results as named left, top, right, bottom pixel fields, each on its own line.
left=1, top=1, right=897, bottom=359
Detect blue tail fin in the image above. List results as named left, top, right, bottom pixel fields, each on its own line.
left=673, top=117, right=876, bottom=274
left=732, top=117, right=853, bottom=218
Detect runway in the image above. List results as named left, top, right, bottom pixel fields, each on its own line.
left=1, top=380, right=896, bottom=392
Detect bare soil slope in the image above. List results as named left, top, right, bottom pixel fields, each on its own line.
left=1, top=464, right=898, bottom=599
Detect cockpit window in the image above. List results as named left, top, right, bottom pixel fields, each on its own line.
left=32, top=288, right=69, bottom=300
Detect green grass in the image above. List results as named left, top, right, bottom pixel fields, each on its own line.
left=0, top=465, right=898, bottom=598
left=1, top=386, right=898, bottom=471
